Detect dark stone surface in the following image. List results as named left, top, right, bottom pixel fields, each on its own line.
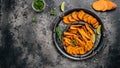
left=0, top=0, right=120, bottom=68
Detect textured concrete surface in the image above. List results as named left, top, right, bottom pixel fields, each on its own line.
left=0, top=0, right=120, bottom=68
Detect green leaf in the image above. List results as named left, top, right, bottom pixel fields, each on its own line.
left=55, top=27, right=62, bottom=42
left=32, top=18, right=36, bottom=22
left=50, top=10, right=56, bottom=16
left=72, top=39, right=77, bottom=46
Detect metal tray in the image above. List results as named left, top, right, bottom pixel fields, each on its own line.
left=53, top=8, right=107, bottom=60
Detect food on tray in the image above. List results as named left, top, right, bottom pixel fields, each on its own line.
left=63, top=24, right=95, bottom=55
left=92, top=0, right=117, bottom=11
left=62, top=10, right=99, bottom=28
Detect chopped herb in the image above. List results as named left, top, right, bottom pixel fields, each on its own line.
left=34, top=0, right=44, bottom=11
left=55, top=27, right=62, bottom=42
left=32, top=18, right=36, bottom=22
left=50, top=10, right=56, bottom=16
left=72, top=39, right=77, bottom=46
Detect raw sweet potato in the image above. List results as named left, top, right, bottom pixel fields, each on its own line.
left=92, top=0, right=117, bottom=11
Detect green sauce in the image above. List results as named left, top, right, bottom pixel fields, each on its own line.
left=34, top=0, right=44, bottom=11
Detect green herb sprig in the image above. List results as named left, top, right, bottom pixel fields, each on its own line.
left=72, top=39, right=77, bottom=46
left=55, top=27, right=62, bottom=43
left=50, top=10, right=56, bottom=16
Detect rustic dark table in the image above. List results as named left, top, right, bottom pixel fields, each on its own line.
left=0, top=0, right=120, bottom=68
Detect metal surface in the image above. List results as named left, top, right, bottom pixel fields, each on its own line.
left=0, top=0, right=120, bottom=68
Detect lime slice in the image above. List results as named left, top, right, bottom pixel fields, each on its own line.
left=91, top=34, right=96, bottom=43
left=60, top=2, right=65, bottom=12
left=97, top=25, right=101, bottom=34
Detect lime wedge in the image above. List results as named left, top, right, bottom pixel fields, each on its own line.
left=91, top=34, right=96, bottom=43
left=60, top=2, right=65, bottom=12
left=97, top=25, right=101, bottom=35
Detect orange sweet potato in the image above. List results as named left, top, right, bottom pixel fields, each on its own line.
left=78, top=10, right=85, bottom=20
left=85, top=24, right=94, bottom=35
left=71, top=11, right=79, bottom=20
left=68, top=14, right=76, bottom=22
left=92, top=0, right=117, bottom=11
left=63, top=15, right=70, bottom=24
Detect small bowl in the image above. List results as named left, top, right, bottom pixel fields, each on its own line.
left=32, top=0, right=46, bottom=12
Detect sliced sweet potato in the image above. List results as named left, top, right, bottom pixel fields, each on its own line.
left=70, top=26, right=78, bottom=30
left=103, top=1, right=108, bottom=11
left=92, top=0, right=117, bottom=11
left=64, top=32, right=75, bottom=36
left=107, top=1, right=117, bottom=10
left=82, top=26, right=91, bottom=37
left=70, top=24, right=82, bottom=28
left=73, top=36, right=85, bottom=46
left=83, top=14, right=91, bottom=23
left=78, top=47, right=86, bottom=54
left=92, top=0, right=105, bottom=11
left=69, top=29, right=78, bottom=34
left=93, top=22, right=99, bottom=28
left=62, top=16, right=70, bottom=24
left=90, top=17, right=97, bottom=25
left=78, top=10, right=85, bottom=20
left=87, top=16, right=92, bottom=24
left=71, top=11, right=79, bottom=20
left=78, top=28, right=90, bottom=39
left=85, top=24, right=94, bottom=35
left=68, top=14, right=76, bottom=22
left=66, top=46, right=73, bottom=54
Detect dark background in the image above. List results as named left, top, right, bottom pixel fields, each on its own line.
left=0, top=0, right=120, bottom=68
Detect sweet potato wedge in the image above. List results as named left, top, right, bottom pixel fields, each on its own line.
left=78, top=10, right=85, bottom=20
left=85, top=24, right=94, bottom=35
left=68, top=14, right=76, bottom=22
left=63, top=15, right=71, bottom=24
left=71, top=11, right=79, bottom=20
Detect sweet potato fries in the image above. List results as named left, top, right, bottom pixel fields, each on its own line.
left=63, top=24, right=95, bottom=55
left=62, top=10, right=99, bottom=28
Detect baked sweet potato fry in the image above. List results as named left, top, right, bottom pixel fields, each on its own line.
left=78, top=28, right=90, bottom=39
left=78, top=10, right=85, bottom=20
left=85, top=24, right=94, bottom=35
left=63, top=15, right=71, bottom=24
left=71, top=11, right=79, bottom=20
left=68, top=14, right=76, bottom=22
left=64, top=32, right=75, bottom=36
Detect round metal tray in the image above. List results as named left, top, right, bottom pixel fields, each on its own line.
left=52, top=8, right=107, bottom=60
